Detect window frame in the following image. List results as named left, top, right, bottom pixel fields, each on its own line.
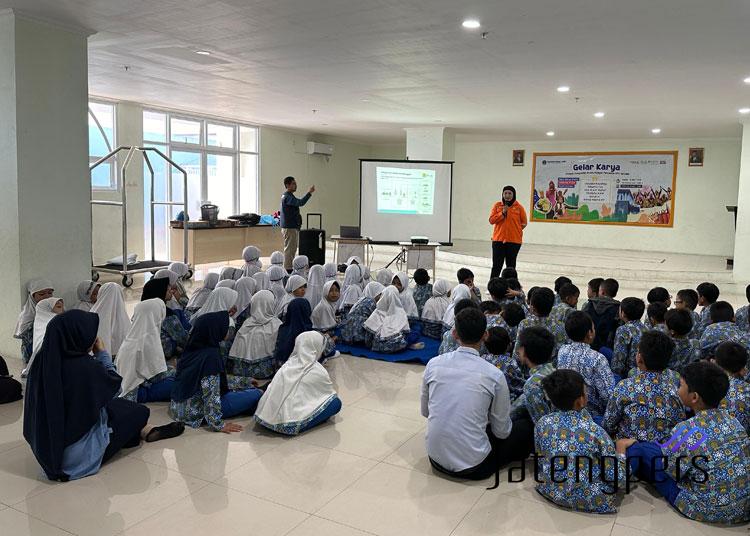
left=88, top=99, right=118, bottom=191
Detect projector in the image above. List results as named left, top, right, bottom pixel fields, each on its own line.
left=410, top=236, right=429, bottom=245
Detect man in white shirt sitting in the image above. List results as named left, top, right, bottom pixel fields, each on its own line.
left=421, top=307, right=534, bottom=480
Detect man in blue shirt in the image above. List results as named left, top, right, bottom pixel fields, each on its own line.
left=280, top=176, right=315, bottom=271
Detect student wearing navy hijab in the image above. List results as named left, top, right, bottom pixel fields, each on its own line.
left=169, top=311, right=263, bottom=433
left=272, top=298, right=337, bottom=371
left=23, top=310, right=184, bottom=481
left=141, top=277, right=190, bottom=359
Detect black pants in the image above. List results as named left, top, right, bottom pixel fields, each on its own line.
left=490, top=241, right=522, bottom=279
left=429, top=415, right=535, bottom=480
left=102, top=398, right=150, bottom=463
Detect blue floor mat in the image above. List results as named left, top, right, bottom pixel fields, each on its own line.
left=336, top=336, right=441, bottom=365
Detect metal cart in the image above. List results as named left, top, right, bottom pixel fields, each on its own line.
left=90, top=146, right=190, bottom=287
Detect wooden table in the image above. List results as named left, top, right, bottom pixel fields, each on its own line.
left=170, top=225, right=283, bottom=265
left=330, top=235, right=371, bottom=266
left=397, top=241, right=440, bottom=279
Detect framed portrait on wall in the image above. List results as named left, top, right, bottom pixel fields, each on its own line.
left=688, top=147, right=704, bottom=167
left=512, top=149, right=525, bottom=166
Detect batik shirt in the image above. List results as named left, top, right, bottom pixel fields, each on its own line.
left=550, top=303, right=575, bottom=325
left=696, top=304, right=713, bottom=338
left=700, top=321, right=750, bottom=359
left=366, top=327, right=408, bottom=353
left=486, top=314, right=519, bottom=345
left=169, top=374, right=257, bottom=431
left=19, top=327, right=33, bottom=364
left=556, top=342, right=615, bottom=417
left=121, top=369, right=176, bottom=402
left=736, top=305, right=749, bottom=332
left=602, top=369, right=685, bottom=441
left=470, top=285, right=482, bottom=304
left=661, top=409, right=750, bottom=524
left=611, top=320, right=646, bottom=376
left=535, top=410, right=626, bottom=513
left=161, top=314, right=189, bottom=360
left=720, top=377, right=750, bottom=434
left=256, top=394, right=339, bottom=436
left=439, top=329, right=459, bottom=355
left=668, top=337, right=700, bottom=373
left=513, top=362, right=555, bottom=423
left=412, top=284, right=433, bottom=318
left=339, top=298, right=376, bottom=345
left=481, top=353, right=525, bottom=401
left=686, top=309, right=701, bottom=339
left=512, top=316, right=568, bottom=362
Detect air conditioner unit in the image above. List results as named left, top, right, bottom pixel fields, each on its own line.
left=307, top=142, right=334, bottom=156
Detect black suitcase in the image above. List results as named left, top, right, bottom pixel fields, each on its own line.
left=299, top=213, right=325, bottom=266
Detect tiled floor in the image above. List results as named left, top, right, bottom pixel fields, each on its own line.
left=1, top=354, right=746, bottom=536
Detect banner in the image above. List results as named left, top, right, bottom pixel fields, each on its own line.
left=531, top=152, right=677, bottom=227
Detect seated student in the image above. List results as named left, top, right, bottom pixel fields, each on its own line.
left=695, top=281, right=720, bottom=337
left=505, top=277, right=527, bottom=311
left=646, top=302, right=669, bottom=334
left=673, top=288, right=701, bottom=339
left=512, top=326, right=556, bottom=423
left=269, top=250, right=285, bottom=268
left=323, top=262, right=338, bottom=283
left=412, top=268, right=433, bottom=317
left=24, top=310, right=184, bottom=481
left=511, top=287, right=567, bottom=362
left=736, top=284, right=750, bottom=332
left=442, top=284, right=472, bottom=332
left=376, top=268, right=393, bottom=286
left=481, top=300, right=506, bottom=329
left=228, top=290, right=282, bottom=379
left=141, top=277, right=189, bottom=361
left=487, top=277, right=511, bottom=307
left=91, top=282, right=130, bottom=357
left=233, top=277, right=256, bottom=328
left=622, top=361, right=750, bottom=525
left=553, top=276, right=572, bottom=306
left=305, top=264, right=326, bottom=309
left=664, top=309, right=700, bottom=373
left=457, top=267, right=481, bottom=303
left=0, top=355, right=22, bottom=404
left=191, top=287, right=239, bottom=359
left=392, top=272, right=419, bottom=318
left=535, top=370, right=625, bottom=514
left=501, top=302, right=526, bottom=345
left=185, top=273, right=220, bottom=313
left=117, top=299, right=175, bottom=403
left=364, top=286, right=413, bottom=353
left=439, top=299, right=480, bottom=354
left=582, top=277, right=621, bottom=352
left=501, top=267, right=517, bottom=280
left=611, top=297, right=647, bottom=377
left=714, top=341, right=750, bottom=434
left=241, top=245, right=262, bottom=277
left=550, top=283, right=579, bottom=325
left=276, top=275, right=307, bottom=319
left=219, top=266, right=243, bottom=282
left=170, top=311, right=262, bottom=433
left=603, top=331, right=685, bottom=442
left=255, top=332, right=343, bottom=435
left=273, top=298, right=335, bottom=370
left=312, top=280, right=342, bottom=332
left=252, top=271, right=271, bottom=292
left=644, top=287, right=671, bottom=329
left=338, top=264, right=364, bottom=316
left=421, top=279, right=452, bottom=339
left=266, top=265, right=288, bottom=309
left=24, top=297, right=66, bottom=376
left=154, top=269, right=185, bottom=310
left=482, top=326, right=525, bottom=401
left=168, top=262, right=191, bottom=308
left=291, top=255, right=309, bottom=278
left=74, top=280, right=100, bottom=312
left=216, top=279, right=236, bottom=290
left=14, top=279, right=54, bottom=364
left=422, top=308, right=533, bottom=480
left=339, top=281, right=384, bottom=345
left=557, top=311, right=615, bottom=418
left=578, top=277, right=604, bottom=313
left=700, top=301, right=750, bottom=359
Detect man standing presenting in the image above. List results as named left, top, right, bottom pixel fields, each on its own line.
left=280, top=176, right=315, bottom=271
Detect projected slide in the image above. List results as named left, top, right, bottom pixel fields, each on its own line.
left=376, top=166, right=436, bottom=215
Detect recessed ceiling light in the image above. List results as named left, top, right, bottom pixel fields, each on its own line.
left=740, top=108, right=750, bottom=114
left=462, top=19, right=481, bottom=29
left=744, top=77, right=750, bottom=84
left=434, top=119, right=444, bottom=123
left=651, top=128, right=661, bottom=134
left=546, top=131, right=555, bottom=136
left=195, top=50, right=211, bottom=55
left=594, top=112, right=605, bottom=118
left=361, top=99, right=370, bottom=102
left=557, top=86, right=570, bottom=93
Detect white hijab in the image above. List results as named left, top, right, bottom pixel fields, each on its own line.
left=323, top=263, right=338, bottom=282
left=91, top=282, right=130, bottom=355
left=267, top=265, right=288, bottom=305
left=154, top=269, right=181, bottom=309
left=252, top=271, right=271, bottom=291
left=116, top=299, right=167, bottom=397
left=292, top=255, right=309, bottom=278
left=442, top=283, right=472, bottom=328
left=346, top=256, right=363, bottom=266
left=192, top=287, right=239, bottom=322
left=186, top=273, right=219, bottom=310
left=27, top=297, right=63, bottom=372
left=352, top=281, right=385, bottom=312
left=74, top=280, right=99, bottom=312
left=339, top=264, right=363, bottom=310
left=216, top=279, right=236, bottom=290
left=393, top=272, right=419, bottom=318
left=270, top=251, right=285, bottom=266
left=234, top=277, right=256, bottom=316
left=229, top=290, right=282, bottom=361
left=376, top=269, right=393, bottom=286
left=362, top=266, right=371, bottom=288
left=242, top=246, right=263, bottom=277
left=255, top=331, right=336, bottom=426
left=220, top=266, right=242, bottom=281
left=168, top=262, right=190, bottom=279
left=422, top=279, right=452, bottom=322
left=276, top=275, right=307, bottom=317
left=15, top=279, right=54, bottom=337
left=364, top=286, right=410, bottom=338
left=305, top=265, right=326, bottom=309
left=311, top=281, right=340, bottom=330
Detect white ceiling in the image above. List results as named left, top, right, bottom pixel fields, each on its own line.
left=4, top=0, right=750, bottom=143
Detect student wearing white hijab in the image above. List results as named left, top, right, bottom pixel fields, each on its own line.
left=216, top=279, right=236, bottom=290
left=311, top=281, right=341, bottom=331
left=346, top=256, right=363, bottom=266
left=376, top=269, right=393, bottom=287
left=23, top=297, right=65, bottom=377
left=291, top=255, right=309, bottom=278
left=15, top=279, right=54, bottom=363
left=392, top=272, right=419, bottom=319
left=241, top=246, right=263, bottom=277
left=442, top=283, right=472, bottom=330
left=364, top=286, right=410, bottom=353
left=186, top=272, right=220, bottom=312
left=117, top=299, right=175, bottom=403
left=422, top=280, right=453, bottom=339
left=323, top=262, right=338, bottom=282
left=74, top=280, right=100, bottom=312
left=338, top=264, right=364, bottom=313
left=340, top=281, right=384, bottom=345
left=91, top=282, right=130, bottom=356
left=233, top=277, right=256, bottom=327
left=191, top=287, right=239, bottom=322
left=269, top=250, right=285, bottom=267
left=276, top=275, right=307, bottom=319
left=362, top=266, right=371, bottom=288
left=168, top=262, right=191, bottom=307
left=155, top=269, right=184, bottom=310
left=255, top=331, right=342, bottom=435
left=267, top=265, right=288, bottom=308
left=228, top=290, right=283, bottom=379
left=220, top=266, right=243, bottom=281
left=252, top=271, right=271, bottom=291
left=306, top=265, right=326, bottom=309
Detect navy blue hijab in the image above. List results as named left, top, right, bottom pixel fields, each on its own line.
left=273, top=298, right=313, bottom=365
left=23, top=310, right=122, bottom=481
left=141, top=277, right=176, bottom=317
left=171, top=311, right=229, bottom=402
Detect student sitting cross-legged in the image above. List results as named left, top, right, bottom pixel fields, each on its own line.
left=621, top=361, right=750, bottom=525
left=422, top=308, right=534, bottom=480
left=512, top=287, right=568, bottom=362
left=699, top=301, right=750, bottom=359
left=550, top=283, right=579, bottom=325
left=611, top=297, right=647, bottom=377
left=482, top=326, right=525, bottom=402
left=713, top=341, right=750, bottom=434
left=664, top=309, right=700, bottom=373
left=512, top=326, right=557, bottom=423
left=646, top=302, right=669, bottom=334
left=534, top=369, right=626, bottom=513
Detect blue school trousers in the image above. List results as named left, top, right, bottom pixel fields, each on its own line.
left=626, top=441, right=680, bottom=505
left=221, top=388, right=263, bottom=418
left=299, top=396, right=343, bottom=434
left=136, top=377, right=176, bottom=403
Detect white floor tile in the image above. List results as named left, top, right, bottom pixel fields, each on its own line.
left=285, top=515, right=376, bottom=536
left=0, top=408, right=27, bottom=454
left=0, top=445, right=58, bottom=505
left=0, top=507, right=73, bottom=536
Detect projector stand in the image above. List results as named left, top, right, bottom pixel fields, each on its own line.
left=384, top=248, right=407, bottom=272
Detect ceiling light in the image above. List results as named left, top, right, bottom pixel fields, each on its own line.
left=744, top=77, right=750, bottom=84
left=546, top=131, right=555, bottom=136
left=462, top=19, right=481, bottom=29
left=557, top=86, right=570, bottom=93
left=195, top=50, right=211, bottom=55
left=651, top=128, right=661, bottom=134
left=740, top=108, right=750, bottom=114
left=594, top=112, right=605, bottom=118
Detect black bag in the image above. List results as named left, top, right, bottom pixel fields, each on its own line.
left=299, top=213, right=325, bottom=266
left=0, top=356, right=22, bottom=404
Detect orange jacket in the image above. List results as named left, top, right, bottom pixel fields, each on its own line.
left=489, top=201, right=527, bottom=243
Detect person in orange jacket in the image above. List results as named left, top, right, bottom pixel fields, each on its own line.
left=488, top=185, right=527, bottom=278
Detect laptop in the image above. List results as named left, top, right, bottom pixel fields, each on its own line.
left=340, top=225, right=361, bottom=238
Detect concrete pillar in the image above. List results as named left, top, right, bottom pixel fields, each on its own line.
left=0, top=10, right=92, bottom=359
left=405, top=127, right=455, bottom=160
left=734, top=123, right=750, bottom=281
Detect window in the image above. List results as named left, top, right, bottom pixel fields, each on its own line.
left=88, top=101, right=116, bottom=190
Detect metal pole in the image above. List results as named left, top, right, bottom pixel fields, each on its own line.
left=142, top=151, right=156, bottom=262
left=120, top=147, right=136, bottom=275
left=90, top=146, right=130, bottom=171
